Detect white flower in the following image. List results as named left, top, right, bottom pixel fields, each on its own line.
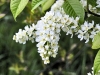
left=66, top=29, right=73, bottom=38
left=51, top=42, right=58, bottom=50
left=45, top=45, right=49, bottom=50
left=88, top=21, right=94, bottom=29
left=77, top=30, right=84, bottom=41
left=51, top=0, right=64, bottom=11
left=61, top=15, right=69, bottom=25
left=66, top=17, right=73, bottom=25
left=54, top=11, right=62, bottom=22
left=48, top=51, right=52, bottom=55
left=37, top=42, right=45, bottom=51
left=77, top=21, right=95, bottom=43
left=83, top=33, right=89, bottom=43
left=52, top=53, right=57, bottom=58
left=25, top=26, right=32, bottom=37
left=95, top=24, right=100, bottom=30
left=44, top=60, right=50, bottom=64
left=13, top=29, right=28, bottom=44
left=96, top=0, right=100, bottom=7
left=80, top=0, right=87, bottom=7
left=47, top=21, right=55, bottom=31
left=81, top=21, right=89, bottom=32
left=90, top=30, right=96, bottom=39
left=43, top=11, right=54, bottom=21
left=71, top=17, right=79, bottom=28
left=62, top=25, right=69, bottom=32
left=87, top=67, right=100, bottom=75
left=24, top=24, right=35, bottom=37
left=87, top=72, right=92, bottom=75
left=13, top=24, right=36, bottom=44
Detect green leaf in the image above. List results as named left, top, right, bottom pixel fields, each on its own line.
left=63, top=0, right=85, bottom=23
left=31, top=0, right=47, bottom=12
left=92, top=32, right=100, bottom=49
left=42, top=0, right=55, bottom=12
left=93, top=50, right=100, bottom=75
left=87, top=16, right=100, bottom=24
left=10, top=0, right=29, bottom=20
left=87, top=0, right=96, bottom=7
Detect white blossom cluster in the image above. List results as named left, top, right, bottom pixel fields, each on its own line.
left=77, top=21, right=94, bottom=43
left=13, top=24, right=36, bottom=44
left=35, top=0, right=64, bottom=64
left=13, top=0, right=100, bottom=64
left=77, top=21, right=100, bottom=43
left=35, top=0, right=82, bottom=64
left=87, top=67, right=100, bottom=75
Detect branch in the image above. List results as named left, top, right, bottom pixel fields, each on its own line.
left=88, top=9, right=100, bottom=17
left=87, top=1, right=100, bottom=17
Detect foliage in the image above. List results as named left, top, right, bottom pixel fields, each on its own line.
left=92, top=32, right=100, bottom=49
left=10, top=0, right=29, bottom=20
left=93, top=50, right=100, bottom=75
left=63, top=0, right=85, bottom=23
left=31, top=0, right=46, bottom=12
left=42, top=0, right=55, bottom=12
left=1, top=0, right=100, bottom=75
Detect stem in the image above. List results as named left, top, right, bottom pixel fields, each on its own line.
left=81, top=45, right=86, bottom=75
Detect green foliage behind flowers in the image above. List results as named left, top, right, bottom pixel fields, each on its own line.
left=1, top=0, right=100, bottom=75
left=92, top=32, right=100, bottom=49
left=63, top=0, right=85, bottom=23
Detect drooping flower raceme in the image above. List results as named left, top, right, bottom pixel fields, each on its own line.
left=13, top=23, right=36, bottom=44
left=13, top=0, right=100, bottom=64
left=34, top=0, right=81, bottom=64
left=77, top=21, right=94, bottom=43
left=13, top=29, right=28, bottom=44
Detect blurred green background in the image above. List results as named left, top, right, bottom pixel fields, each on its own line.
left=0, top=0, right=98, bottom=75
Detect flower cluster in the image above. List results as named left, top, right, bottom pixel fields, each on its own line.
left=35, top=0, right=64, bottom=64
left=35, top=0, right=81, bottom=64
left=77, top=21, right=94, bottom=43
left=77, top=21, right=100, bottom=43
left=13, top=24, right=36, bottom=44
left=13, top=0, right=100, bottom=64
